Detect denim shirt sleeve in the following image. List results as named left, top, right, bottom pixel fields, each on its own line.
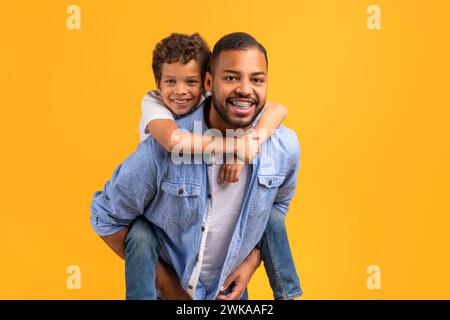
left=272, top=136, right=300, bottom=216
left=90, top=139, right=158, bottom=236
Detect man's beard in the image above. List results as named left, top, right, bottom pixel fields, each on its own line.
left=211, top=93, right=264, bottom=129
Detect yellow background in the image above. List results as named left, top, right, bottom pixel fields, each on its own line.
left=1, top=0, right=449, bottom=299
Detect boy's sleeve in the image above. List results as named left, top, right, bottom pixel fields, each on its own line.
left=272, top=135, right=300, bottom=216
left=139, top=91, right=175, bottom=142
left=90, top=140, right=158, bottom=236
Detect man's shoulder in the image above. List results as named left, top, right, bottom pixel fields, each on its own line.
left=271, top=125, right=300, bottom=157
left=138, top=134, right=167, bottom=158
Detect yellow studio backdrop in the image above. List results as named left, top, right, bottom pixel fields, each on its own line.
left=1, top=0, right=449, bottom=299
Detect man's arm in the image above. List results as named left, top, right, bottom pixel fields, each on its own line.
left=216, top=247, right=262, bottom=300
left=272, top=133, right=301, bottom=215
left=90, top=140, right=194, bottom=299
left=90, top=140, right=157, bottom=243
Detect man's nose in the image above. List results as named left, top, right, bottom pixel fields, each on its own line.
left=235, top=79, right=252, bottom=96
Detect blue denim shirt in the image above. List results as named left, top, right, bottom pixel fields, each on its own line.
left=90, top=98, right=300, bottom=299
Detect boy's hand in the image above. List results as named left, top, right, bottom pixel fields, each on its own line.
left=216, top=248, right=261, bottom=300
left=235, top=131, right=259, bottom=163
left=220, top=163, right=244, bottom=184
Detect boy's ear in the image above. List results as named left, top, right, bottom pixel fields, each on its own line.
left=204, top=72, right=212, bottom=93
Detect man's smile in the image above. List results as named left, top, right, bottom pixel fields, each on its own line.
left=227, top=98, right=256, bottom=116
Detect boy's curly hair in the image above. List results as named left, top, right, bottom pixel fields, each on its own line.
left=152, top=33, right=211, bottom=85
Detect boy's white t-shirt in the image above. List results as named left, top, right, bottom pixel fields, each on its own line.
left=138, top=90, right=207, bottom=142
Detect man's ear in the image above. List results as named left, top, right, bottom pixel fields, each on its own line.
left=204, top=72, right=212, bottom=93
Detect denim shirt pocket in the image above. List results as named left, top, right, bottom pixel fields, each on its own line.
left=248, top=174, right=285, bottom=216
left=160, top=180, right=201, bottom=224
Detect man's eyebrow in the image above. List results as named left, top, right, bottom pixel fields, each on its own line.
left=222, top=70, right=240, bottom=74
left=252, top=72, right=267, bottom=76
left=222, top=70, right=267, bottom=76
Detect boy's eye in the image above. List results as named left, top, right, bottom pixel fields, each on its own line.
left=187, top=80, right=199, bottom=85
left=165, top=79, right=176, bottom=85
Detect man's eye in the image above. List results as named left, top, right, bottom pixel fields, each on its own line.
left=224, top=76, right=237, bottom=81
left=253, top=78, right=265, bottom=83
left=165, top=80, right=175, bottom=84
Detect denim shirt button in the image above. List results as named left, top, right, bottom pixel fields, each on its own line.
left=178, top=189, right=184, bottom=195
left=201, top=226, right=205, bottom=232
left=188, top=285, right=193, bottom=289
left=105, top=195, right=110, bottom=201
left=207, top=193, right=212, bottom=199
left=268, top=179, right=273, bottom=186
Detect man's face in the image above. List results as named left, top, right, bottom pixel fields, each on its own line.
left=205, top=48, right=268, bottom=128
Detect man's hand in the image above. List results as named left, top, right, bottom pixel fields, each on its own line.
left=216, top=248, right=262, bottom=300
left=157, top=260, right=192, bottom=300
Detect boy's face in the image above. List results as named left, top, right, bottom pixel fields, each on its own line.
left=205, top=48, right=268, bottom=128
left=157, top=59, right=203, bottom=116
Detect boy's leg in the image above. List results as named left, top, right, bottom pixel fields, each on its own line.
left=260, top=207, right=303, bottom=300
left=125, top=216, right=160, bottom=300
left=239, top=288, right=249, bottom=300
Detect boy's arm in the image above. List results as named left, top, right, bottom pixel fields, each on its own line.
left=254, top=101, right=288, bottom=143
left=147, top=119, right=236, bottom=155
left=141, top=92, right=237, bottom=154
left=220, top=102, right=288, bottom=184
left=234, top=102, right=287, bottom=163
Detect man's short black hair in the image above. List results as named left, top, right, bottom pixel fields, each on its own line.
left=209, top=32, right=268, bottom=74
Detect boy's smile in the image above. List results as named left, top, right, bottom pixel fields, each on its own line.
left=158, top=59, right=203, bottom=116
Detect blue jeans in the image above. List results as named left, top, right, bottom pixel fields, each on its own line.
left=125, top=207, right=302, bottom=300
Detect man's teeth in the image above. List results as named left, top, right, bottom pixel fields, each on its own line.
left=231, top=101, right=253, bottom=109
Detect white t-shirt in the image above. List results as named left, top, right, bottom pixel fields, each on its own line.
left=198, top=160, right=250, bottom=291
left=138, top=90, right=207, bottom=142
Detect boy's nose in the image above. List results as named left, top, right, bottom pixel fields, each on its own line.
left=175, top=83, right=188, bottom=95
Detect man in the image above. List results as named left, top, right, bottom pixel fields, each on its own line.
left=90, top=32, right=301, bottom=300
